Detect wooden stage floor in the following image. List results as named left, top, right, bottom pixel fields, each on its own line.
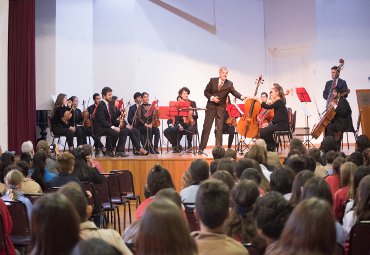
left=95, top=144, right=355, bottom=200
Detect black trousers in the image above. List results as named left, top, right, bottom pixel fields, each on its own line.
left=164, top=125, right=197, bottom=147
left=200, top=104, right=225, bottom=150
left=260, top=122, right=289, bottom=151
left=119, top=127, right=142, bottom=151
left=52, top=126, right=75, bottom=147
left=222, top=125, right=235, bottom=149
left=138, top=125, right=160, bottom=149
left=97, top=128, right=119, bottom=151
left=82, top=126, right=104, bottom=149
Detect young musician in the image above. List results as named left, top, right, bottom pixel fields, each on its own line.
left=87, top=93, right=101, bottom=115
left=128, top=92, right=142, bottom=126
left=51, top=93, right=78, bottom=151
left=136, top=92, right=160, bottom=154
left=254, top=83, right=289, bottom=151
left=199, top=66, right=247, bottom=154
left=257, top=91, right=274, bottom=128
left=325, top=88, right=354, bottom=147
left=164, top=87, right=198, bottom=152
left=323, top=65, right=348, bottom=103
left=221, top=96, right=236, bottom=149
left=67, top=96, right=87, bottom=147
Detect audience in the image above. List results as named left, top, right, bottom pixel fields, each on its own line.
left=212, top=146, right=225, bottom=159
left=192, top=179, right=248, bottom=255
left=211, top=170, right=235, bottom=190
left=289, top=138, right=307, bottom=155
left=21, top=140, right=34, bottom=158
left=245, top=144, right=272, bottom=181
left=325, top=156, right=346, bottom=196
left=36, top=140, right=58, bottom=174
left=71, top=148, right=103, bottom=184
left=289, top=170, right=314, bottom=206
left=240, top=168, right=265, bottom=196
left=269, top=166, right=294, bottom=200
left=216, top=158, right=235, bottom=177
left=0, top=152, right=14, bottom=182
left=355, top=134, right=370, bottom=153
left=136, top=199, right=197, bottom=255
left=49, top=152, right=82, bottom=188
left=224, top=148, right=237, bottom=160
left=72, top=238, right=122, bottom=255
left=31, top=151, right=56, bottom=190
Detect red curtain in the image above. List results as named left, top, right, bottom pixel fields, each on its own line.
left=8, top=0, right=36, bottom=153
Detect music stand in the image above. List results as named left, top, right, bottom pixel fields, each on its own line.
left=143, top=100, right=158, bottom=152
left=296, top=87, right=315, bottom=148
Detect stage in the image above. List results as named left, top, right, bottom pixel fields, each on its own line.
left=95, top=144, right=355, bottom=200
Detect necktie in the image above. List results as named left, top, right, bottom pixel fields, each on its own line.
left=218, top=81, right=224, bottom=91
left=332, top=79, right=337, bottom=88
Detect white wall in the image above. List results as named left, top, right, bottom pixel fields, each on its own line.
left=0, top=0, right=8, bottom=150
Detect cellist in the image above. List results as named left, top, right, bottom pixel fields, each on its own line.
left=254, top=83, right=289, bottom=151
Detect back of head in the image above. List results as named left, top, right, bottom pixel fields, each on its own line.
left=212, top=146, right=225, bottom=159
left=275, top=198, right=336, bottom=255
left=195, top=179, right=230, bottom=229
left=58, top=182, right=87, bottom=222
left=246, top=145, right=267, bottom=164
left=354, top=166, right=370, bottom=192
left=290, top=170, right=314, bottom=205
left=5, top=169, right=24, bottom=201
left=36, top=140, right=50, bottom=155
left=301, top=176, right=333, bottom=205
left=21, top=140, right=34, bottom=155
left=30, top=193, right=80, bottom=255
left=289, top=138, right=307, bottom=155
left=340, top=162, right=358, bottom=199
left=82, top=144, right=94, bottom=156
left=355, top=175, right=370, bottom=221
left=209, top=159, right=219, bottom=175
left=254, top=191, right=293, bottom=240
left=1, top=152, right=14, bottom=169
left=189, top=159, right=209, bottom=184
left=72, top=238, right=121, bottom=255
left=240, top=168, right=261, bottom=185
left=364, top=148, right=370, bottom=166
left=234, top=158, right=260, bottom=180
left=224, top=149, right=237, bottom=160
left=216, top=158, right=235, bottom=177
left=300, top=154, right=316, bottom=172
left=57, top=152, right=75, bottom=173
left=356, top=134, right=370, bottom=153
left=17, top=160, right=30, bottom=177
left=20, top=152, right=32, bottom=165
left=136, top=199, right=197, bottom=255
left=211, top=170, right=235, bottom=190
left=32, top=151, right=47, bottom=183
left=322, top=136, right=339, bottom=152
left=349, top=151, right=364, bottom=166
left=286, top=157, right=306, bottom=175
left=231, top=180, right=259, bottom=213
left=308, top=147, right=322, bottom=164
left=333, top=156, right=346, bottom=175
left=270, top=166, right=294, bottom=195
left=326, top=150, right=338, bottom=164
left=147, top=164, right=174, bottom=196
left=155, top=188, right=182, bottom=208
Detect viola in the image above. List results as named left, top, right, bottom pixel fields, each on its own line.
left=151, top=100, right=161, bottom=128
left=236, top=75, right=264, bottom=138
left=226, top=97, right=237, bottom=127
left=119, top=100, right=131, bottom=129
left=82, top=100, right=92, bottom=128
left=184, top=109, right=196, bottom=126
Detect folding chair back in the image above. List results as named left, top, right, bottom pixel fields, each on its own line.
left=348, top=220, right=370, bottom=255
left=183, top=203, right=200, bottom=232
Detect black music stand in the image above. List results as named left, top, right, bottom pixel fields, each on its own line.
left=144, top=101, right=158, bottom=152
left=296, top=87, right=315, bottom=148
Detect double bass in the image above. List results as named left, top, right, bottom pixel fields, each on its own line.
left=236, top=75, right=264, bottom=138
left=311, top=59, right=345, bottom=139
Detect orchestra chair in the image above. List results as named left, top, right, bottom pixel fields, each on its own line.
left=81, top=182, right=105, bottom=228
left=341, top=113, right=361, bottom=150
left=48, top=115, right=68, bottom=151
left=273, top=109, right=296, bottom=152
left=0, top=213, right=9, bottom=255
left=243, top=243, right=260, bottom=255
left=348, top=220, right=370, bottom=255
left=182, top=203, right=200, bottom=232
left=5, top=201, right=31, bottom=252
left=111, top=169, right=141, bottom=209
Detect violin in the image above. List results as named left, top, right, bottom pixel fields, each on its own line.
left=151, top=99, right=160, bottom=128
left=226, top=97, right=237, bottom=126
left=184, top=109, right=196, bottom=126
left=236, top=75, right=264, bottom=138
left=82, top=100, right=92, bottom=128
left=119, top=100, right=130, bottom=129
left=62, top=100, right=73, bottom=124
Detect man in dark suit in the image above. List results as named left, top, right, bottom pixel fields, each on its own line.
left=323, top=66, right=348, bottom=105
left=198, top=67, right=247, bottom=154
left=92, top=87, right=125, bottom=157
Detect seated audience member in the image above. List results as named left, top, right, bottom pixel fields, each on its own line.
left=282, top=149, right=300, bottom=165
left=136, top=164, right=175, bottom=219
left=2, top=170, right=33, bottom=220
left=289, top=170, right=314, bottom=206
left=355, top=134, right=370, bottom=153
left=0, top=152, right=14, bottom=183
left=325, top=156, right=346, bottom=196
left=0, top=198, right=16, bottom=255
left=123, top=219, right=141, bottom=244
left=289, top=138, right=307, bottom=155
left=364, top=148, right=370, bottom=166
left=180, top=159, right=209, bottom=204
left=225, top=148, right=237, bottom=160
left=348, top=151, right=364, bottom=166
left=308, top=147, right=326, bottom=177
left=240, top=168, right=265, bottom=196
left=29, top=193, right=80, bottom=255
left=344, top=166, right=370, bottom=214
left=49, top=152, right=82, bottom=188
left=36, top=140, right=58, bottom=174
left=212, top=146, right=225, bottom=159
left=192, top=179, right=248, bottom=255
left=343, top=175, right=370, bottom=240
left=209, top=159, right=220, bottom=175
left=320, top=136, right=339, bottom=165
left=269, top=166, right=294, bottom=200
left=21, top=140, right=35, bottom=158
left=72, top=238, right=122, bottom=255
left=31, top=151, right=56, bottom=190
left=216, top=158, right=235, bottom=178
left=19, top=152, right=32, bottom=168
left=286, top=156, right=306, bottom=176
left=300, top=154, right=316, bottom=172
left=334, top=162, right=358, bottom=221
left=254, top=192, right=293, bottom=255
left=301, top=177, right=345, bottom=247
left=156, top=188, right=182, bottom=209
left=255, top=138, right=280, bottom=168
left=211, top=170, right=236, bottom=191
left=246, top=144, right=272, bottom=181
left=58, top=183, right=132, bottom=254
left=71, top=148, right=103, bottom=184
left=324, top=150, right=339, bottom=175
left=225, top=180, right=265, bottom=250
left=82, top=144, right=105, bottom=173
left=136, top=199, right=197, bottom=255
left=16, top=161, right=43, bottom=194
left=234, top=158, right=260, bottom=180
left=269, top=198, right=336, bottom=255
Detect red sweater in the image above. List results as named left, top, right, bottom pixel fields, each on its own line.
left=334, top=186, right=349, bottom=221
left=0, top=199, right=16, bottom=255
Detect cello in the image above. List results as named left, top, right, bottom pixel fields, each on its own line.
left=236, top=75, right=264, bottom=138
left=311, top=59, right=345, bottom=139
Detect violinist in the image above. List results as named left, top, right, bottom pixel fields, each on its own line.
left=325, top=87, right=354, bottom=148
left=164, top=87, right=198, bottom=152
left=128, top=92, right=142, bottom=126
left=136, top=92, right=160, bottom=154
left=50, top=93, right=75, bottom=151
left=87, top=93, right=101, bottom=115
left=254, top=83, right=289, bottom=151
left=85, top=93, right=105, bottom=155
left=111, top=96, right=148, bottom=156
left=220, top=96, right=236, bottom=149
left=257, top=92, right=274, bottom=128
left=67, top=96, right=88, bottom=147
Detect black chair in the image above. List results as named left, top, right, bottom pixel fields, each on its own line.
left=48, top=115, right=67, bottom=151
left=0, top=212, right=9, bottom=255
left=23, top=193, right=43, bottom=204
left=95, top=175, right=121, bottom=233
left=81, top=182, right=104, bottom=227
left=273, top=109, right=296, bottom=152
left=348, top=220, right=370, bottom=255
left=243, top=243, right=260, bottom=255
left=5, top=201, right=31, bottom=249
left=112, top=170, right=141, bottom=210
left=183, top=203, right=200, bottom=232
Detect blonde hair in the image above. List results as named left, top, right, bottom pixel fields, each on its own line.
left=340, top=162, right=358, bottom=199
left=5, top=170, right=24, bottom=201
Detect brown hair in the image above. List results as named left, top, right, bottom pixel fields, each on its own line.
left=340, top=162, right=358, bottom=199
left=273, top=83, right=286, bottom=105
left=52, top=93, right=67, bottom=117
left=355, top=175, right=370, bottom=222
left=246, top=144, right=267, bottom=165
left=289, top=170, right=315, bottom=206
left=270, top=198, right=336, bottom=255
left=135, top=199, right=197, bottom=255
left=36, top=140, right=50, bottom=156
left=57, top=152, right=75, bottom=173
left=4, top=169, right=24, bottom=200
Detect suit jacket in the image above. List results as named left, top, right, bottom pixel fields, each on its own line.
left=332, top=97, right=354, bottom=132
left=87, top=104, right=97, bottom=115
left=204, top=78, right=242, bottom=107
left=323, top=78, right=348, bottom=100
left=93, top=101, right=114, bottom=136
left=69, top=108, right=83, bottom=126
left=127, top=104, right=138, bottom=125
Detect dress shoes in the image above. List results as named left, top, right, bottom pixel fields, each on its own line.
left=154, top=148, right=160, bottom=154
left=106, top=150, right=114, bottom=157
left=198, top=149, right=204, bottom=155
left=136, top=148, right=149, bottom=156
left=115, top=151, right=128, bottom=157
